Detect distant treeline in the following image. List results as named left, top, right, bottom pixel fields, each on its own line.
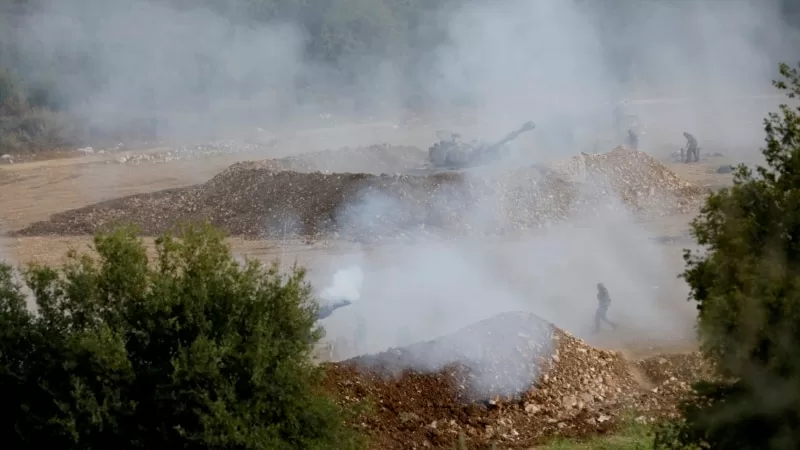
left=2, top=0, right=799, bottom=112
left=0, top=0, right=459, bottom=112
left=1, top=0, right=799, bottom=151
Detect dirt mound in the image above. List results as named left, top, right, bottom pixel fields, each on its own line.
left=633, top=352, right=714, bottom=419
left=15, top=147, right=707, bottom=240
left=552, top=147, right=708, bottom=217
left=324, top=312, right=648, bottom=449
left=15, top=163, right=579, bottom=240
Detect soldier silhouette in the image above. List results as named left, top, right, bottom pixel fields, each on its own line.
left=594, top=282, right=618, bottom=333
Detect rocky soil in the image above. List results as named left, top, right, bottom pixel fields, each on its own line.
left=323, top=312, right=707, bottom=449
left=15, top=146, right=708, bottom=242
left=551, top=146, right=708, bottom=219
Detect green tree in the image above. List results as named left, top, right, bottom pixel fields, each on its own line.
left=654, top=62, right=800, bottom=449
left=0, top=223, right=362, bottom=449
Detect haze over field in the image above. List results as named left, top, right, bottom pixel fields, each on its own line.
left=0, top=0, right=793, bottom=376
left=1, top=0, right=797, bottom=153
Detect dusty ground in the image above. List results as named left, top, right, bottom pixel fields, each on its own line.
left=0, top=133, right=737, bottom=448
left=0, top=139, right=732, bottom=349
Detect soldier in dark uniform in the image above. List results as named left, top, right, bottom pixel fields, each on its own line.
left=683, top=132, right=699, bottom=163
left=594, top=283, right=618, bottom=333
left=626, top=128, right=639, bottom=150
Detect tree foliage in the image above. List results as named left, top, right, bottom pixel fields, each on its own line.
left=654, top=62, right=800, bottom=450
left=0, top=223, right=362, bottom=449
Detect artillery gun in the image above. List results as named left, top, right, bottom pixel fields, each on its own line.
left=411, top=120, right=536, bottom=175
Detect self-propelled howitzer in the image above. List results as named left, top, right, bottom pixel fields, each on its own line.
left=421, top=120, right=536, bottom=174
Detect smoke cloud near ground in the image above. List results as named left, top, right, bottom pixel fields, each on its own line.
left=318, top=169, right=696, bottom=374
left=427, top=0, right=799, bottom=160
left=319, top=265, right=364, bottom=305
left=12, top=0, right=308, bottom=140
left=5, top=0, right=798, bottom=154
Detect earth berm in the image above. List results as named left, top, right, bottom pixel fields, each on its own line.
left=323, top=311, right=708, bottom=449
left=15, top=146, right=708, bottom=241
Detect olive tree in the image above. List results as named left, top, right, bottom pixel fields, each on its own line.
left=654, top=62, right=800, bottom=450
left=0, top=223, right=362, bottom=449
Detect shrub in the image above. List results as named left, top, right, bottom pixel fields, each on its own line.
left=654, top=62, right=800, bottom=449
left=0, top=223, right=363, bottom=449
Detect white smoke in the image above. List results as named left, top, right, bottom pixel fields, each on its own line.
left=319, top=265, right=364, bottom=304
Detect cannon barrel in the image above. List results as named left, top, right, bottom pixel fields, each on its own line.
left=480, top=120, right=536, bottom=157
left=316, top=299, right=352, bottom=320
left=424, top=120, right=536, bottom=171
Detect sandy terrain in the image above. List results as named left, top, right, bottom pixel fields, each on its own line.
left=0, top=130, right=746, bottom=448
left=0, top=134, right=735, bottom=357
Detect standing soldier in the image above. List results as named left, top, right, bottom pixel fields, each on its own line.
left=594, top=282, right=618, bottom=333
left=682, top=132, right=699, bottom=163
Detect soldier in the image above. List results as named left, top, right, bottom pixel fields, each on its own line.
left=683, top=132, right=699, bottom=163
left=594, top=282, right=618, bottom=333
left=626, top=128, right=639, bottom=150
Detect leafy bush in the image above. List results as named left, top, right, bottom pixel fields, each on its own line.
left=0, top=223, right=363, bottom=449
left=654, top=62, right=800, bottom=449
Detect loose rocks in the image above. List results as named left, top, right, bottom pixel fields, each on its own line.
left=16, top=147, right=709, bottom=242
left=322, top=311, right=688, bottom=449
left=551, top=147, right=708, bottom=218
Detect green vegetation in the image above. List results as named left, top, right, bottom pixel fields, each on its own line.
left=0, top=223, right=363, bottom=449
left=651, top=62, right=800, bottom=450
left=538, top=421, right=653, bottom=450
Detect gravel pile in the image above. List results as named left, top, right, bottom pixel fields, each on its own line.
left=324, top=311, right=708, bottom=449
left=15, top=163, right=579, bottom=241
left=632, top=352, right=714, bottom=420
left=15, top=147, right=708, bottom=241
left=552, top=146, right=708, bottom=218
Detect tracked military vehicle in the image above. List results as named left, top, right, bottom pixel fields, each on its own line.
left=409, top=120, right=536, bottom=175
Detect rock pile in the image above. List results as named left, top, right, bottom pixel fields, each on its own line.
left=632, top=352, right=713, bottom=420
left=14, top=163, right=579, bottom=240
left=552, top=147, right=708, bottom=218
left=15, top=147, right=708, bottom=241
left=324, top=312, right=705, bottom=449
